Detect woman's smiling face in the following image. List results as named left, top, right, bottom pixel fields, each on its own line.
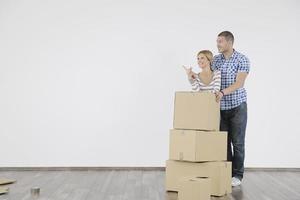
left=197, top=53, right=210, bottom=69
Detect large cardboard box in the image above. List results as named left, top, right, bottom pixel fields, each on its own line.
left=178, top=177, right=211, bottom=200
left=165, top=160, right=231, bottom=196
left=173, top=92, right=220, bottom=131
left=169, top=129, right=227, bottom=162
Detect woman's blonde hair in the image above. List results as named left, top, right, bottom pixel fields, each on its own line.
left=197, top=50, right=213, bottom=66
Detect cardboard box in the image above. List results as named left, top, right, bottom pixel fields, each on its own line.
left=0, top=187, right=9, bottom=194
left=169, top=129, right=227, bottom=162
left=165, top=160, right=231, bottom=196
left=173, top=92, right=220, bottom=131
left=178, top=177, right=211, bottom=200
left=0, top=178, right=16, bottom=185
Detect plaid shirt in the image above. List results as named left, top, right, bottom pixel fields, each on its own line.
left=212, top=50, right=250, bottom=110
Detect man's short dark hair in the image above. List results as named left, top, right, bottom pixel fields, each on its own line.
left=218, top=31, right=234, bottom=43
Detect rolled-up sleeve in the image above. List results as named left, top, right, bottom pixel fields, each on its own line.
left=238, top=56, right=250, bottom=73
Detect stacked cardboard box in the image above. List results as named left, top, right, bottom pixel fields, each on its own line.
left=0, top=178, right=16, bottom=195
left=166, top=92, right=232, bottom=199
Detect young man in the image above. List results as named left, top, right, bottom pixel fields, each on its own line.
left=212, top=31, right=250, bottom=187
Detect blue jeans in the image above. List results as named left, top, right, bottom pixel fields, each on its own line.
left=220, top=102, right=247, bottom=180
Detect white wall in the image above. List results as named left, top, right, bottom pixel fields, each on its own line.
left=0, top=0, right=299, bottom=168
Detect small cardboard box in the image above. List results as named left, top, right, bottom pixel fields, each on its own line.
left=0, top=178, right=16, bottom=185
left=0, top=187, right=9, bottom=194
left=169, top=129, right=227, bottom=162
left=173, top=92, right=220, bottom=131
left=165, top=160, right=231, bottom=196
left=178, top=177, right=211, bottom=200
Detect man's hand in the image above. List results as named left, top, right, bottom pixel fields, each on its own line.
left=215, top=91, right=224, bottom=103
left=182, top=65, right=196, bottom=79
left=215, top=72, right=248, bottom=103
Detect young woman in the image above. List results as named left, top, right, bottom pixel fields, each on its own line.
left=183, top=50, right=221, bottom=93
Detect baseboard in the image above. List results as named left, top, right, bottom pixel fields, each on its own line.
left=0, top=167, right=166, bottom=171
left=0, top=167, right=299, bottom=171
left=244, top=167, right=300, bottom=172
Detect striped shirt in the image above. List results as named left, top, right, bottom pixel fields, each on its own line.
left=188, top=70, right=221, bottom=93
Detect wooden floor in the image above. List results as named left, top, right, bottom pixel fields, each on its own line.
left=0, top=170, right=300, bottom=200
